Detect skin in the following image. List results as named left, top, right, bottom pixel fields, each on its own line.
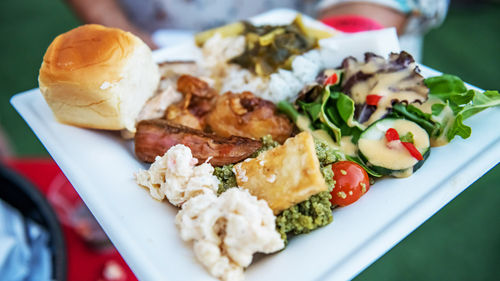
left=66, top=0, right=408, bottom=49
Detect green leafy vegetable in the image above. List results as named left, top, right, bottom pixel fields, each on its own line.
left=391, top=74, right=499, bottom=144
left=345, top=155, right=382, bottom=178
left=391, top=103, right=439, bottom=137
left=229, top=15, right=320, bottom=76
left=319, top=90, right=342, bottom=144
left=425, top=74, right=467, bottom=100
left=431, top=103, right=446, bottom=116
left=445, top=113, right=471, bottom=140
left=460, top=90, right=500, bottom=119
left=297, top=100, right=322, bottom=122
left=277, top=100, right=301, bottom=123
left=425, top=75, right=500, bottom=142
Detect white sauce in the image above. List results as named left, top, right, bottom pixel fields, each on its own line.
left=340, top=136, right=357, bottom=157
left=343, top=56, right=427, bottom=126
left=359, top=119, right=429, bottom=172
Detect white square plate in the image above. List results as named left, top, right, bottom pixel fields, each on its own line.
left=11, top=9, right=500, bottom=281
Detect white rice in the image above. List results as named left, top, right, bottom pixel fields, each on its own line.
left=198, top=34, right=323, bottom=103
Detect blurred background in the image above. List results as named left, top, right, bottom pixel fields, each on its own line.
left=0, top=0, right=498, bottom=280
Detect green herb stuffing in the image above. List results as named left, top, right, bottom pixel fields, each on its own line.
left=275, top=191, right=332, bottom=242
left=275, top=165, right=334, bottom=243
left=213, top=164, right=236, bottom=195
left=213, top=135, right=338, bottom=243
left=251, top=135, right=279, bottom=157
left=314, top=139, right=340, bottom=166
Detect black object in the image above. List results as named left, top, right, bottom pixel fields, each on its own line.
left=0, top=163, right=67, bottom=281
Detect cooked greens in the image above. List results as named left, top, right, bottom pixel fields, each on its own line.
left=230, top=16, right=320, bottom=76
left=194, top=22, right=246, bottom=46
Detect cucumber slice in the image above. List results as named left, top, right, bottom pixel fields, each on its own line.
left=358, top=118, right=430, bottom=178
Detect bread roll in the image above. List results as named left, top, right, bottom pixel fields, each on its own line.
left=38, top=24, right=160, bottom=131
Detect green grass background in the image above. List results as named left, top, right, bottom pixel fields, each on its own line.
left=0, top=0, right=498, bottom=280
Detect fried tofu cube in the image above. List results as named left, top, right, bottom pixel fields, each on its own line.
left=233, top=132, right=327, bottom=214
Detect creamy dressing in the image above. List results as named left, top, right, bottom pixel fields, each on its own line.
left=359, top=119, right=429, bottom=175
left=296, top=114, right=312, bottom=131
left=430, top=104, right=454, bottom=147
left=296, top=115, right=339, bottom=148
left=413, top=99, right=454, bottom=147
left=412, top=96, right=443, bottom=115
left=340, top=136, right=357, bottom=156
left=342, top=56, right=427, bottom=126
left=298, top=113, right=358, bottom=157
left=359, top=138, right=417, bottom=171
left=311, top=129, right=337, bottom=148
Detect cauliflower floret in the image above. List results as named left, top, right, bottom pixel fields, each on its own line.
left=135, top=144, right=219, bottom=206
left=176, top=188, right=284, bottom=281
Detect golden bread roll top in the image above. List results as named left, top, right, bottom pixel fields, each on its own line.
left=39, top=24, right=160, bottom=131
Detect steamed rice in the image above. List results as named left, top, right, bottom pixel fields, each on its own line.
left=198, top=33, right=323, bottom=103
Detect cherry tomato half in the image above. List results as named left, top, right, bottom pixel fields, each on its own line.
left=330, top=161, right=370, bottom=206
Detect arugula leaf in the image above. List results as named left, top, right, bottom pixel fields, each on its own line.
left=431, top=103, right=445, bottom=116
left=425, top=74, right=468, bottom=99
left=460, top=90, right=500, bottom=119
left=423, top=75, right=500, bottom=143
left=446, top=113, right=471, bottom=140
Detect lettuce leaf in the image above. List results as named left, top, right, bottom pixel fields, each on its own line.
left=423, top=75, right=499, bottom=142
left=460, top=90, right=500, bottom=119
left=319, top=90, right=342, bottom=143
left=391, top=75, right=499, bottom=144
left=336, top=92, right=366, bottom=130
left=391, top=103, right=440, bottom=137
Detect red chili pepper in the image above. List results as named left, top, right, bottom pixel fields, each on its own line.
left=366, top=95, right=382, bottom=106
left=324, top=73, right=338, bottom=86
left=385, top=128, right=400, bottom=142
left=401, top=142, right=424, bottom=160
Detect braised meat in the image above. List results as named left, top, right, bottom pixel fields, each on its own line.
left=165, top=75, right=217, bottom=129
left=206, top=92, right=293, bottom=143
left=135, top=119, right=262, bottom=166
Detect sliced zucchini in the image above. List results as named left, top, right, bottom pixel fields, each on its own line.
left=358, top=118, right=430, bottom=178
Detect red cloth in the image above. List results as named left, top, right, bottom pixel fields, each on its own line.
left=4, top=158, right=137, bottom=281
left=321, top=15, right=384, bottom=33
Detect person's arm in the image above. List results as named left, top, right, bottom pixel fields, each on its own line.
left=318, top=2, right=408, bottom=35
left=66, top=0, right=157, bottom=49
